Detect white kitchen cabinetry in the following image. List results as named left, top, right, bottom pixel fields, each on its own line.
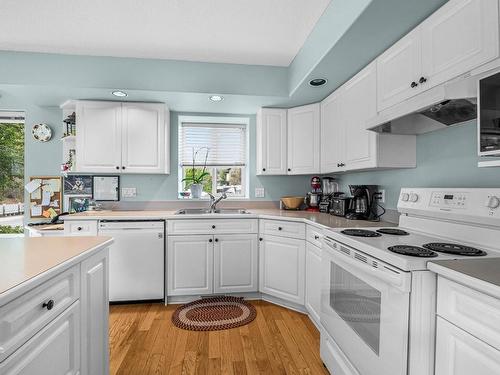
left=256, top=108, right=287, bottom=175
left=321, top=62, right=416, bottom=173
left=76, top=101, right=169, bottom=174
left=259, top=234, right=305, bottom=305
left=167, top=235, right=213, bottom=296
left=168, top=230, right=259, bottom=296
left=435, top=276, right=500, bottom=375
left=0, top=246, right=109, bottom=375
left=214, top=234, right=258, bottom=293
left=75, top=101, right=122, bottom=174
left=377, top=0, right=499, bottom=112
left=305, top=241, right=322, bottom=327
left=320, top=88, right=345, bottom=173
left=287, top=103, right=320, bottom=174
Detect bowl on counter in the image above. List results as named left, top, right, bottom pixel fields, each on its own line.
left=281, top=196, right=305, bottom=210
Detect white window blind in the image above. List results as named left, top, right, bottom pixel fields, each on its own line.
left=179, top=122, right=247, bottom=166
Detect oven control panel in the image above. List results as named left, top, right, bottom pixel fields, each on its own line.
left=398, top=188, right=500, bottom=223
left=429, top=192, right=469, bottom=209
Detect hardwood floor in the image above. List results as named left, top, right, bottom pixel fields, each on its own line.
left=109, top=300, right=329, bottom=375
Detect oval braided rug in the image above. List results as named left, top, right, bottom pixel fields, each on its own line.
left=172, top=296, right=257, bottom=331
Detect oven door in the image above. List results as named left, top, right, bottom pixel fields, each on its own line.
left=321, top=236, right=412, bottom=375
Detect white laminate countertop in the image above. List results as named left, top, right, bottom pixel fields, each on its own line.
left=61, top=209, right=395, bottom=230
left=428, top=258, right=500, bottom=299
left=0, top=236, right=113, bottom=300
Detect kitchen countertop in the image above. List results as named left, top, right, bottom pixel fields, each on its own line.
left=428, top=258, right=500, bottom=299
left=0, top=236, right=113, bottom=299
left=62, top=208, right=395, bottom=230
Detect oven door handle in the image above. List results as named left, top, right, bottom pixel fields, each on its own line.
left=323, top=237, right=411, bottom=292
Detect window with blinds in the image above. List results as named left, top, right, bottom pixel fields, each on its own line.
left=178, top=121, right=248, bottom=198
left=179, top=123, right=246, bottom=166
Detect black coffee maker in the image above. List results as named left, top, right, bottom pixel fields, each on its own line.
left=345, top=185, right=378, bottom=220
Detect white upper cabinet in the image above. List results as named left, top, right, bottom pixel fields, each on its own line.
left=121, top=103, right=168, bottom=174
left=377, top=0, right=499, bottom=112
left=420, top=0, right=499, bottom=88
left=287, top=103, right=321, bottom=175
left=76, top=101, right=122, bottom=173
left=320, top=62, right=416, bottom=173
left=377, top=30, right=422, bottom=111
left=256, top=108, right=287, bottom=175
left=320, top=88, right=345, bottom=173
left=342, top=62, right=378, bottom=170
left=76, top=101, right=169, bottom=174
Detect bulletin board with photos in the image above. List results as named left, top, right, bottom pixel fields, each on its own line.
left=27, top=176, right=62, bottom=218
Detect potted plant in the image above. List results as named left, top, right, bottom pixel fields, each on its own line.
left=182, top=147, right=210, bottom=199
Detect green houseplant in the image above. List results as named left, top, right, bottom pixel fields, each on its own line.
left=182, top=147, right=210, bottom=198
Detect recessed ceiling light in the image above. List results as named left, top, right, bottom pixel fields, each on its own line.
left=209, top=95, right=224, bottom=102
left=309, top=78, right=327, bottom=87
left=112, top=90, right=128, bottom=97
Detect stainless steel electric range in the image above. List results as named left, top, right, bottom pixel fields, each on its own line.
left=320, top=188, right=500, bottom=375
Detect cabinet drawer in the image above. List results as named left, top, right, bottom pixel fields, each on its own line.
left=0, top=265, right=80, bottom=362
left=167, top=219, right=258, bottom=235
left=306, top=225, right=323, bottom=247
left=64, top=220, right=98, bottom=236
left=437, top=276, right=500, bottom=351
left=260, top=219, right=305, bottom=239
left=0, top=301, right=80, bottom=375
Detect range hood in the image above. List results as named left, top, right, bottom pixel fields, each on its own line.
left=366, top=74, right=478, bottom=135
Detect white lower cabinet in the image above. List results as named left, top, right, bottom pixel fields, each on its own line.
left=435, top=317, right=500, bottom=375
left=167, top=235, right=213, bottom=296
left=0, top=247, right=109, bottom=375
left=0, top=301, right=80, bottom=375
left=259, top=234, right=305, bottom=305
left=214, top=234, right=258, bottom=293
left=167, top=233, right=258, bottom=296
left=305, top=241, right=322, bottom=326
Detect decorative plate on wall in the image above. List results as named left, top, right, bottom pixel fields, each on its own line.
left=32, top=123, right=52, bottom=142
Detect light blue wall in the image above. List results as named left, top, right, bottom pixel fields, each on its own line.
left=0, top=92, right=312, bottom=204
left=335, top=121, right=500, bottom=209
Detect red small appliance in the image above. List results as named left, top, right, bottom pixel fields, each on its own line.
left=305, top=176, right=322, bottom=212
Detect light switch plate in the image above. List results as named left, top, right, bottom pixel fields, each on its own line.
left=121, top=187, right=137, bottom=198
left=255, top=187, right=265, bottom=198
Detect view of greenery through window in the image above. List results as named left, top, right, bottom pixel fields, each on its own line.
left=0, top=122, right=24, bottom=234
left=181, top=166, right=244, bottom=197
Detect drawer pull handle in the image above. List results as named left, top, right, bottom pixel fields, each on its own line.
left=212, top=225, right=216, bottom=229
left=215, top=238, right=219, bottom=242
left=259, top=238, right=263, bottom=241
left=278, top=227, right=283, bottom=231
left=42, top=299, right=55, bottom=311
left=314, top=235, right=320, bottom=240
left=77, top=227, right=83, bottom=231
left=209, top=238, right=213, bottom=243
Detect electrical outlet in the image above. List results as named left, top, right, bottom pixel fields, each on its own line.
left=121, top=187, right=137, bottom=198
left=255, top=187, right=265, bottom=198
left=377, top=189, right=386, bottom=203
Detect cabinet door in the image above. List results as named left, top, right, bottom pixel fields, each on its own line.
left=435, top=317, right=500, bottom=375
left=167, top=235, right=213, bottom=296
left=80, top=249, right=109, bottom=375
left=305, top=242, right=322, bottom=327
left=0, top=302, right=80, bottom=375
left=343, top=62, right=378, bottom=170
left=377, top=29, right=422, bottom=111
left=121, top=103, right=168, bottom=174
left=287, top=103, right=320, bottom=174
left=421, top=0, right=499, bottom=88
left=259, top=234, right=305, bottom=305
left=213, top=234, right=258, bottom=293
left=76, top=101, right=122, bottom=173
left=256, top=108, right=287, bottom=175
left=320, top=89, right=345, bottom=173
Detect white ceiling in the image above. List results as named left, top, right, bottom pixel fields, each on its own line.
left=0, top=0, right=330, bottom=66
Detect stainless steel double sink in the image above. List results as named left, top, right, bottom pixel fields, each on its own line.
left=174, top=208, right=251, bottom=215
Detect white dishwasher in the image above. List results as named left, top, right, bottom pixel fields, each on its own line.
left=99, top=220, right=165, bottom=302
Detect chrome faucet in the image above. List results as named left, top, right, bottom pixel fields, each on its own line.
left=207, top=192, right=228, bottom=212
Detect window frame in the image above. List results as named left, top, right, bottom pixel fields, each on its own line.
left=177, top=115, right=250, bottom=200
